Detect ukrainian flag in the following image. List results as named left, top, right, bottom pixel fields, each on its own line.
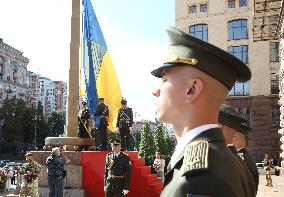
left=82, top=0, right=122, bottom=132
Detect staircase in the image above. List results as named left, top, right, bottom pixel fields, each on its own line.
left=81, top=151, right=163, bottom=197
left=129, top=156, right=163, bottom=197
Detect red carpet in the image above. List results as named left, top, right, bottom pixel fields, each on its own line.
left=81, top=151, right=163, bottom=197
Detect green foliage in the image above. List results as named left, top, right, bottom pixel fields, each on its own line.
left=154, top=124, right=168, bottom=155
left=46, top=110, right=66, bottom=137
left=139, top=121, right=155, bottom=164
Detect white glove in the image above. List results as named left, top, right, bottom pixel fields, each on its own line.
left=116, top=127, right=119, bottom=133
left=129, top=127, right=133, bottom=132
left=123, top=190, right=129, bottom=195
left=104, top=186, right=107, bottom=192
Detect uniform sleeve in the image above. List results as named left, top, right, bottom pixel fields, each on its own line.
left=116, top=109, right=120, bottom=128
left=34, top=162, right=42, bottom=175
left=123, top=156, right=132, bottom=190
left=18, top=164, right=25, bottom=175
left=129, top=108, right=133, bottom=126
left=104, top=155, right=109, bottom=187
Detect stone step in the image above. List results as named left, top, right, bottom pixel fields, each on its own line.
left=39, top=187, right=85, bottom=197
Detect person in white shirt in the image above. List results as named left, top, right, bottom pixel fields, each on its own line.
left=153, top=152, right=165, bottom=181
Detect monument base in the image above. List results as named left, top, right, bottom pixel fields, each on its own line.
left=45, top=137, right=95, bottom=151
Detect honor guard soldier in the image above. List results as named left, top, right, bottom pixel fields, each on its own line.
left=78, top=101, right=91, bottom=138
left=151, top=26, right=252, bottom=197
left=95, top=97, right=109, bottom=150
left=219, top=104, right=256, bottom=196
left=104, top=139, right=132, bottom=197
left=19, top=152, right=42, bottom=197
left=116, top=99, right=133, bottom=151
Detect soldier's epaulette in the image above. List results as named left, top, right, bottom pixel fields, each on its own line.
left=182, top=140, right=209, bottom=176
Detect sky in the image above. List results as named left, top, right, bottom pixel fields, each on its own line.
left=0, top=0, right=175, bottom=121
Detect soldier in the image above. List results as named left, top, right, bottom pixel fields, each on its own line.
left=225, top=108, right=260, bottom=192
left=264, top=153, right=273, bottom=187
left=116, top=99, right=133, bottom=151
left=18, top=152, right=42, bottom=197
left=151, top=26, right=253, bottom=196
left=218, top=104, right=257, bottom=196
left=78, top=101, right=91, bottom=138
left=104, top=139, right=132, bottom=197
left=78, top=101, right=91, bottom=150
left=94, top=97, right=109, bottom=151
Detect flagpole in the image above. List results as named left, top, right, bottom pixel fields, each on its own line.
left=66, top=0, right=80, bottom=137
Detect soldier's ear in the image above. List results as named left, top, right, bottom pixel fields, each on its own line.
left=185, top=79, right=203, bottom=103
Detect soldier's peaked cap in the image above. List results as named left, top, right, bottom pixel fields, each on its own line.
left=151, top=26, right=251, bottom=89
left=121, top=99, right=127, bottom=104
left=219, top=104, right=251, bottom=135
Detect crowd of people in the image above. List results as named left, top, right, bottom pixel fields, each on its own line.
left=0, top=166, right=20, bottom=192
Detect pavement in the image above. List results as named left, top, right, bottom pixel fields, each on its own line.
left=0, top=174, right=284, bottom=196
left=257, top=174, right=284, bottom=197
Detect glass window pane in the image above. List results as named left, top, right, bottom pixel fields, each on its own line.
left=228, top=19, right=248, bottom=40
left=189, top=24, right=208, bottom=42
left=240, top=0, right=247, bottom=7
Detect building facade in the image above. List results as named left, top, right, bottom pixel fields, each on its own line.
left=27, top=71, right=39, bottom=108
left=54, top=81, right=67, bottom=111
left=176, top=0, right=281, bottom=161
left=0, top=38, right=30, bottom=106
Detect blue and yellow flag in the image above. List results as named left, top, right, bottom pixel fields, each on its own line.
left=82, top=0, right=122, bottom=132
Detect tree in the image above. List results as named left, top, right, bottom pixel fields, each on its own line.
left=46, top=110, right=66, bottom=137
left=154, top=124, right=168, bottom=156
left=139, top=121, right=155, bottom=165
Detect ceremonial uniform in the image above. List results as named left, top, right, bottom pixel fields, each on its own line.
left=238, top=147, right=259, bottom=192
left=104, top=151, right=131, bottom=197
left=227, top=145, right=256, bottom=196
left=95, top=99, right=109, bottom=150
left=219, top=104, right=259, bottom=194
left=18, top=160, right=41, bottom=197
left=162, top=127, right=252, bottom=197
left=116, top=100, right=133, bottom=151
left=78, top=107, right=91, bottom=138
left=264, top=157, right=273, bottom=186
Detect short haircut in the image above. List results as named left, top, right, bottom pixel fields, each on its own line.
left=51, top=147, right=60, bottom=155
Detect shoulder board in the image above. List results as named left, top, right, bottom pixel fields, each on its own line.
left=238, top=153, right=245, bottom=160
left=182, top=140, right=209, bottom=175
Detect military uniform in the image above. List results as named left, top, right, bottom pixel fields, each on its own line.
left=116, top=100, right=133, bottom=151
left=227, top=145, right=256, bottom=196
left=264, top=158, right=273, bottom=186
left=95, top=99, right=109, bottom=150
left=78, top=102, right=91, bottom=138
left=18, top=160, right=41, bottom=197
left=238, top=147, right=259, bottom=192
left=219, top=104, right=259, bottom=194
left=151, top=27, right=252, bottom=197
left=162, top=128, right=253, bottom=197
left=104, top=150, right=131, bottom=197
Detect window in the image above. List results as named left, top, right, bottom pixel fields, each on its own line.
left=228, top=19, right=248, bottom=40
left=271, top=73, right=279, bottom=95
left=189, top=5, right=196, bottom=14
left=200, top=4, right=207, bottom=12
left=228, top=45, right=248, bottom=63
left=189, top=24, right=208, bottom=42
left=235, top=107, right=250, bottom=124
left=229, top=82, right=249, bottom=96
left=272, top=106, right=280, bottom=128
left=228, top=0, right=235, bottom=8
left=270, top=42, right=279, bottom=62
left=239, top=0, right=247, bottom=7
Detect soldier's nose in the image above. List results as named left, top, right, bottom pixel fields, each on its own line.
left=152, top=89, right=160, bottom=97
